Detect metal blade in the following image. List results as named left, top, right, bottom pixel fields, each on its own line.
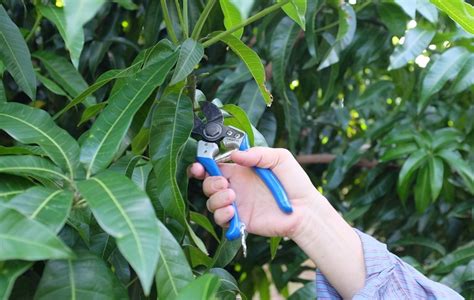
left=202, top=102, right=223, bottom=125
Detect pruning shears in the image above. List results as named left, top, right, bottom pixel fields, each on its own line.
left=192, top=102, right=293, bottom=256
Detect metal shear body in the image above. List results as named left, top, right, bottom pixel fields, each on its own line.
left=192, top=102, right=293, bottom=247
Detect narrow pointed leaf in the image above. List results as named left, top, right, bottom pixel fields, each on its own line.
left=219, top=0, right=243, bottom=38
left=449, top=54, right=474, bottom=95
left=0, top=102, right=79, bottom=177
left=223, top=104, right=255, bottom=146
left=150, top=91, right=193, bottom=223
left=428, top=156, right=444, bottom=202
left=34, top=250, right=127, bottom=300
left=278, top=0, right=307, bottom=30
left=0, top=155, right=69, bottom=182
left=0, top=6, right=36, bottom=99
left=397, top=149, right=427, bottom=201
left=155, top=221, right=193, bottom=299
left=176, top=274, right=220, bottom=300
left=0, top=175, right=33, bottom=201
left=238, top=81, right=266, bottom=125
left=6, top=186, right=72, bottom=232
left=433, top=241, right=474, bottom=274
left=170, top=38, right=203, bottom=85
left=37, top=5, right=84, bottom=68
left=190, top=211, right=219, bottom=242
left=80, top=53, right=177, bottom=177
left=395, top=0, right=417, bottom=18
left=436, top=149, right=474, bottom=193
left=0, top=261, right=32, bottom=300
left=414, top=165, right=431, bottom=212
left=389, top=26, right=435, bottom=70
left=0, top=80, right=6, bottom=102
left=419, top=47, right=470, bottom=112
left=391, top=236, right=446, bottom=256
left=0, top=205, right=73, bottom=260
left=35, top=72, right=69, bottom=98
left=380, top=143, right=419, bottom=162
left=77, top=171, right=160, bottom=294
left=417, top=0, right=438, bottom=23
left=219, top=34, right=273, bottom=105
left=430, top=0, right=474, bottom=34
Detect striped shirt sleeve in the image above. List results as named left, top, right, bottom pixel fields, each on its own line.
left=315, top=229, right=464, bottom=299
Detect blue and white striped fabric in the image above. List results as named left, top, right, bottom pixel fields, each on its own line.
left=316, top=229, right=464, bottom=299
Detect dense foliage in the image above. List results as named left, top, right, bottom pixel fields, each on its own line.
left=0, top=0, right=473, bottom=299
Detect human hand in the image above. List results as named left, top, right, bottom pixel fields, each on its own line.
left=189, top=147, right=322, bottom=238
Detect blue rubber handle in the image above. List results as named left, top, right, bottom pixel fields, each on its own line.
left=239, top=136, right=293, bottom=213
left=196, top=156, right=242, bottom=241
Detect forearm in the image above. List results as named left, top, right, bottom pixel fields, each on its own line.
left=291, top=195, right=366, bottom=299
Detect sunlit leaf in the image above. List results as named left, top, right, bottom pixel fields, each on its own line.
left=394, top=0, right=416, bottom=18
left=430, top=0, right=474, bottom=34
left=220, top=0, right=243, bottom=38
left=278, top=0, right=306, bottom=30
left=223, top=104, right=255, bottom=146
left=389, top=26, right=435, bottom=70
left=170, top=38, right=203, bottom=85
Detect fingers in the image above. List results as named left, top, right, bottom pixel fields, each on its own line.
left=187, top=163, right=206, bottom=179
left=206, top=189, right=235, bottom=212
left=231, top=147, right=292, bottom=169
left=203, top=176, right=229, bottom=197
left=213, top=205, right=235, bottom=227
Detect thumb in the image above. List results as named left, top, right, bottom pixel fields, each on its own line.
left=230, top=147, right=292, bottom=169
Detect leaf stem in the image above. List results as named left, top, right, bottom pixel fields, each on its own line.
left=161, top=0, right=179, bottom=44
left=191, top=0, right=216, bottom=40
left=25, top=10, right=42, bottom=42
left=183, top=0, right=189, bottom=37
left=202, top=0, right=291, bottom=48
left=174, top=0, right=188, bottom=38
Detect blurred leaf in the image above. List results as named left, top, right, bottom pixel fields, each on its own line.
left=0, top=261, right=32, bottom=300
left=190, top=211, right=219, bottom=242
left=414, top=164, right=431, bottom=212
left=223, top=104, right=255, bottom=146
left=440, top=260, right=474, bottom=291
left=389, top=26, right=435, bottom=70
left=0, top=102, right=80, bottom=177
left=34, top=250, right=127, bottom=300
left=35, top=72, right=69, bottom=98
left=391, top=236, right=446, bottom=256
left=63, top=0, right=105, bottom=67
left=0, top=5, right=36, bottom=100
left=209, top=268, right=241, bottom=299
left=186, top=245, right=213, bottom=268
left=80, top=53, right=177, bottom=177
left=176, top=274, right=220, bottom=300
left=219, top=33, right=273, bottom=105
left=155, top=221, right=193, bottom=300
left=150, top=91, right=193, bottom=223
left=0, top=80, right=5, bottom=102
left=37, top=5, right=84, bottom=68
left=430, top=0, right=474, bottom=34
left=220, top=0, right=244, bottom=38
left=270, top=237, right=282, bottom=260
left=170, top=38, right=204, bottom=85
left=436, top=149, right=474, bottom=194
left=113, top=0, right=138, bottom=10
left=432, top=127, right=463, bottom=151
left=257, top=111, right=277, bottom=147
left=305, top=0, right=320, bottom=57
left=238, top=81, right=267, bottom=125
left=212, top=236, right=241, bottom=267
left=279, top=0, right=306, bottom=30
left=78, top=102, right=107, bottom=126
left=378, top=3, right=408, bottom=36
left=394, top=0, right=417, bottom=18
left=0, top=155, right=69, bottom=182
left=380, top=143, right=418, bottom=162
left=143, top=0, right=162, bottom=47
left=0, top=205, right=73, bottom=260
left=433, top=241, right=474, bottom=274
left=397, top=149, right=427, bottom=202
left=288, top=282, right=317, bottom=300
left=428, top=156, right=444, bottom=201
left=449, top=54, right=474, bottom=95
left=417, top=0, right=438, bottom=23
left=6, top=186, right=72, bottom=233
left=77, top=171, right=160, bottom=294
left=419, top=47, right=470, bottom=113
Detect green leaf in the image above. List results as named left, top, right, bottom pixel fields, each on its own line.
left=417, top=0, right=438, bottom=23
left=186, top=245, right=213, bottom=268
left=76, top=171, right=160, bottom=294
left=278, top=0, right=306, bottom=30
left=430, top=0, right=474, bottom=34
left=436, top=149, right=474, bottom=194
left=0, top=205, right=73, bottom=260
left=63, top=0, right=105, bottom=67
left=113, top=0, right=138, bottom=10
left=432, top=127, right=463, bottom=151
left=209, top=268, right=241, bottom=299
left=380, top=143, right=419, bottom=162
left=428, top=156, right=444, bottom=202
left=218, top=33, right=273, bottom=105
left=0, top=102, right=80, bottom=178
left=150, top=91, right=193, bottom=223
left=0, top=261, right=32, bottom=300
left=378, top=3, right=409, bottom=36
left=170, top=38, right=204, bottom=85
left=80, top=53, right=178, bottom=177
left=0, top=80, right=6, bottom=102
left=440, top=260, right=474, bottom=291
left=33, top=51, right=94, bottom=105
left=143, top=0, right=162, bottom=47
left=6, top=186, right=72, bottom=233
left=34, top=250, right=128, bottom=300
left=395, top=0, right=417, bottom=18
left=190, top=211, right=219, bottom=242
left=449, top=54, right=474, bottom=95
left=0, top=174, right=33, bottom=201
left=270, top=237, right=282, bottom=260
left=397, top=149, right=427, bottom=202
left=223, top=104, right=255, bottom=146
left=212, top=237, right=241, bottom=268
left=155, top=221, right=193, bottom=300
left=0, top=5, right=36, bottom=100
left=318, top=3, right=356, bottom=70
left=176, top=274, right=220, bottom=300
left=0, top=155, right=70, bottom=182
left=433, top=241, right=474, bottom=274
left=37, top=5, right=84, bottom=68
left=78, top=102, right=107, bottom=126
left=419, top=46, right=470, bottom=113
left=288, top=282, right=317, bottom=300
left=219, top=0, right=243, bottom=38
left=414, top=164, right=431, bottom=212
left=35, top=72, right=69, bottom=98
left=389, top=26, right=435, bottom=70
left=392, top=236, right=446, bottom=256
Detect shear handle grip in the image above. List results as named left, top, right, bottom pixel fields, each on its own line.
left=239, top=136, right=293, bottom=213
left=196, top=156, right=242, bottom=241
